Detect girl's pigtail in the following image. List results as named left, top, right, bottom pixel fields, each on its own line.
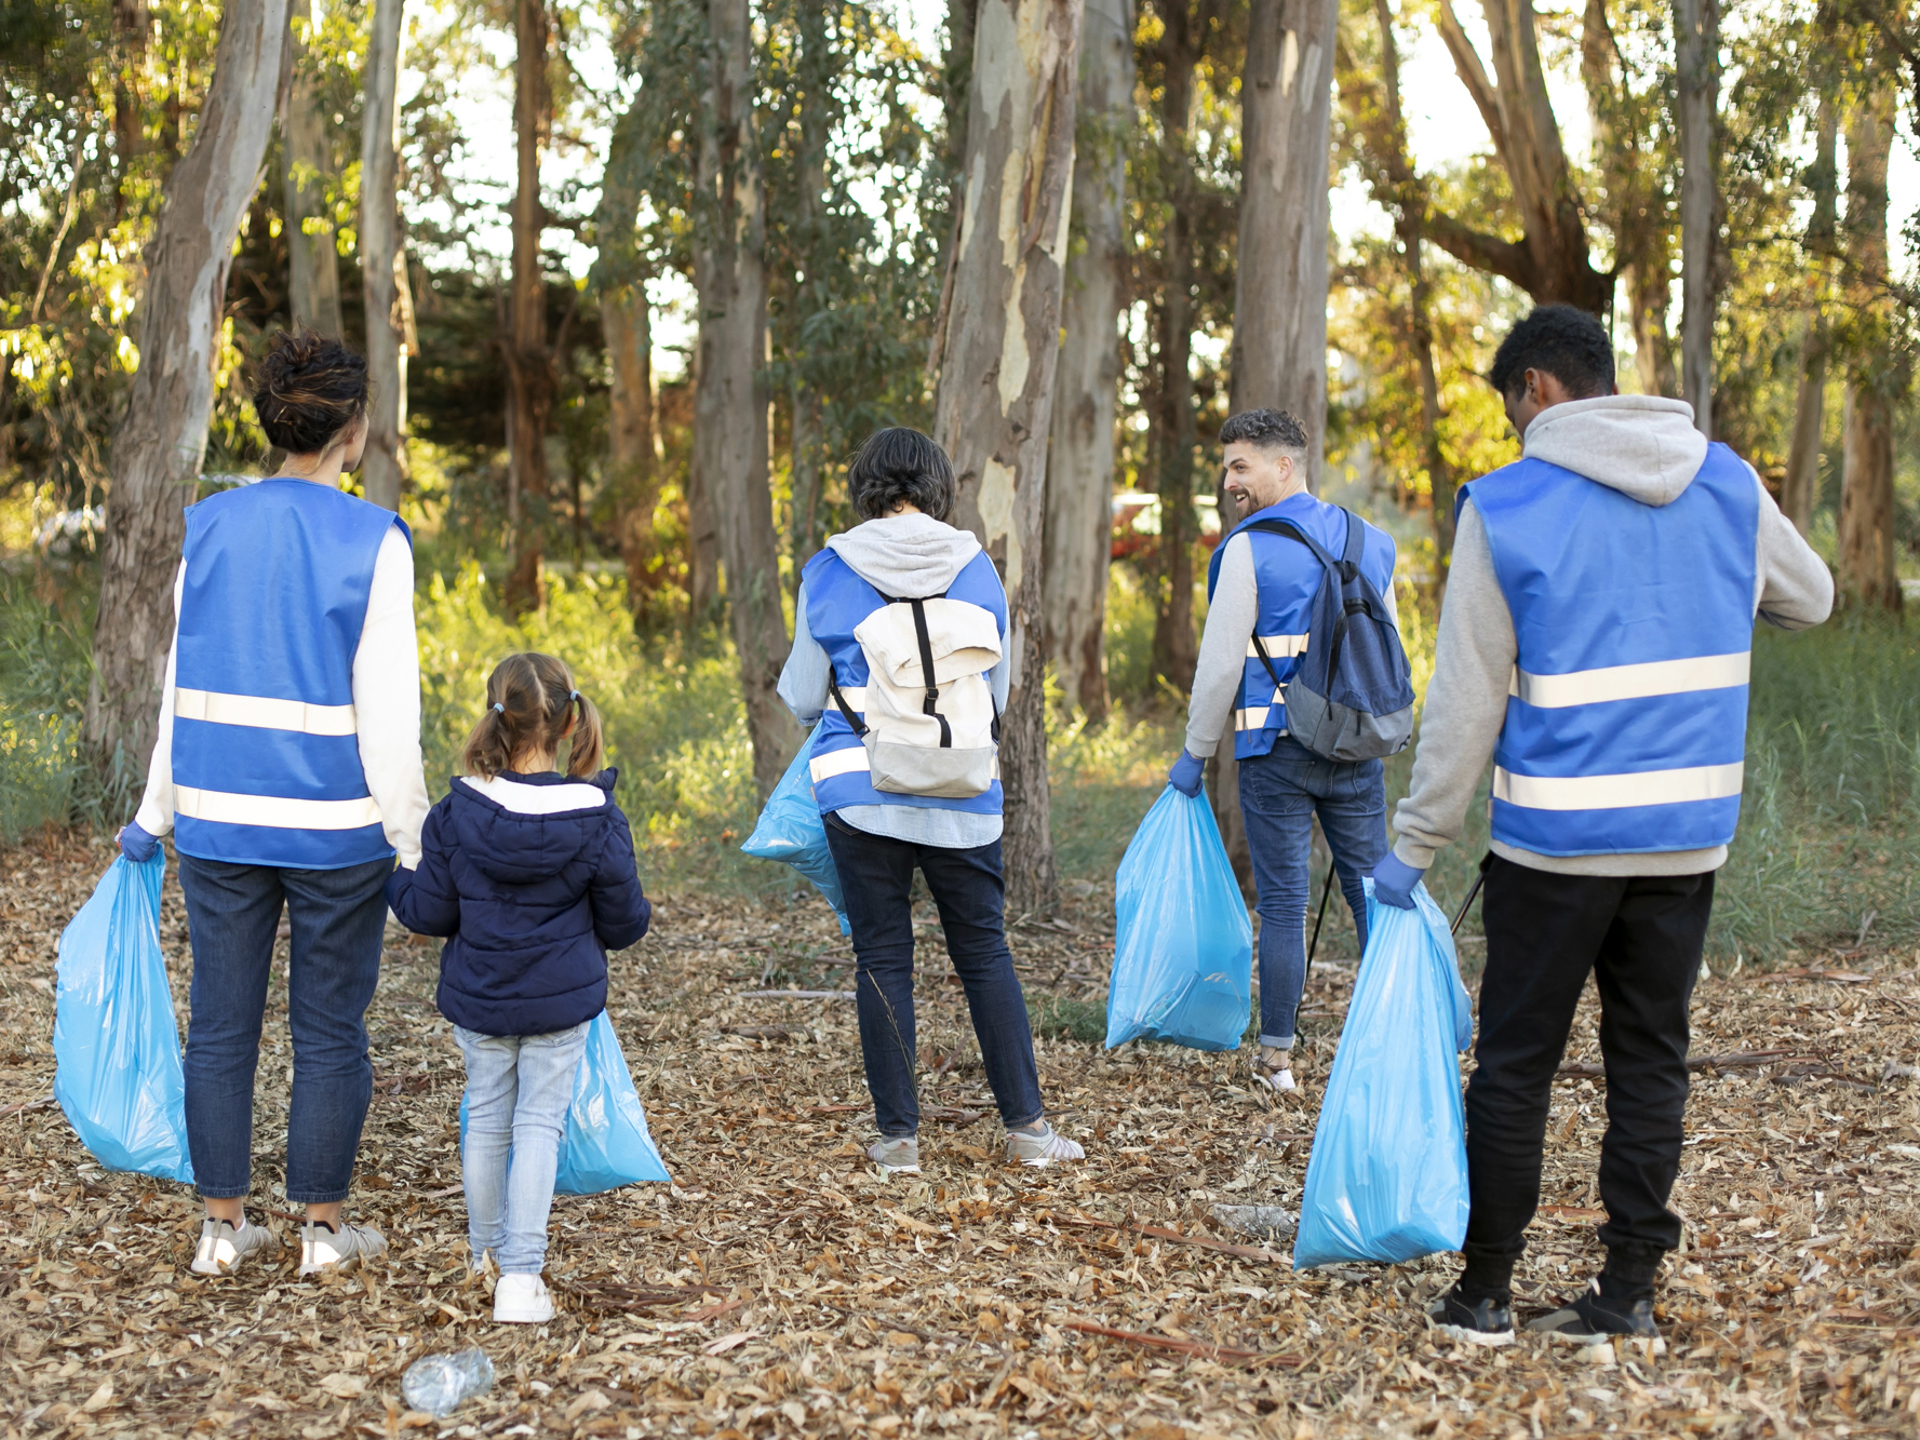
left=461, top=699, right=514, bottom=779
left=566, top=691, right=606, bottom=778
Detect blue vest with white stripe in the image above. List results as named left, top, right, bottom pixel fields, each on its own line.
left=1462, top=443, right=1759, bottom=857
left=1206, top=494, right=1398, bottom=761
left=802, top=546, right=1007, bottom=816
left=171, top=479, right=406, bottom=869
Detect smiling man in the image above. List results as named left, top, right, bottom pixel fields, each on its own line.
left=1167, top=408, right=1401, bottom=1095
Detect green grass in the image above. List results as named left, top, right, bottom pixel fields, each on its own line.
left=1026, top=993, right=1107, bottom=1045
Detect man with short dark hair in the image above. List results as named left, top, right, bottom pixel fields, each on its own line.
left=1168, top=407, right=1401, bottom=1093
left=1376, top=304, right=1833, bottom=1346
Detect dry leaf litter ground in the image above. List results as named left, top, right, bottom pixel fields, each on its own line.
left=3, top=834, right=1919, bottom=1439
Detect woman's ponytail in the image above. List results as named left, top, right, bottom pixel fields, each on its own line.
left=566, top=691, right=606, bottom=778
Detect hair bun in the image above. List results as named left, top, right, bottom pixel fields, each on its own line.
left=253, top=328, right=370, bottom=458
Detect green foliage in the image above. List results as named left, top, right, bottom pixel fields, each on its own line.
left=1027, top=993, right=1107, bottom=1046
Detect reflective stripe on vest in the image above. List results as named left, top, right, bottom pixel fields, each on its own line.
left=1205, top=496, right=1397, bottom=762
left=800, top=545, right=1008, bottom=818
left=1463, top=443, right=1759, bottom=857
left=171, top=480, right=404, bottom=869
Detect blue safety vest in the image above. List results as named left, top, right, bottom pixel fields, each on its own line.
left=1461, top=444, right=1759, bottom=857
left=1205, top=494, right=1398, bottom=761
left=802, top=546, right=1007, bottom=816
left=170, top=479, right=407, bottom=869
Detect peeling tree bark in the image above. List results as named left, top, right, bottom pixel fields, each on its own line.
left=931, top=0, right=1084, bottom=914
left=285, top=0, right=343, bottom=337
left=1782, top=98, right=1837, bottom=538
left=1043, top=0, right=1130, bottom=724
left=360, top=0, right=408, bottom=511
left=1675, top=0, right=1717, bottom=436
left=88, top=0, right=291, bottom=772
left=504, top=0, right=553, bottom=613
left=1839, top=84, right=1900, bottom=613
left=694, top=0, right=792, bottom=799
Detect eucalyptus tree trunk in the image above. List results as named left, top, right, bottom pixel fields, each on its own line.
left=360, top=0, right=408, bottom=510
left=1675, top=0, right=1716, bottom=436
left=931, top=0, right=1084, bottom=914
left=88, top=0, right=290, bottom=771
left=694, top=0, right=791, bottom=799
left=787, top=0, right=830, bottom=580
left=504, top=0, right=553, bottom=613
left=1043, top=0, right=1130, bottom=724
left=1782, top=99, right=1836, bottom=538
left=285, top=0, right=343, bottom=337
left=1839, top=85, right=1900, bottom=612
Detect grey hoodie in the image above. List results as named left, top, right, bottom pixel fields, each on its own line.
left=1391, top=395, right=1834, bottom=878
left=777, top=513, right=1010, bottom=848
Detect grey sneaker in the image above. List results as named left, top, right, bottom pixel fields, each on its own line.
left=1006, top=1122, right=1085, bottom=1167
left=868, top=1136, right=920, bottom=1173
left=191, top=1217, right=283, bottom=1276
left=298, top=1219, right=388, bottom=1276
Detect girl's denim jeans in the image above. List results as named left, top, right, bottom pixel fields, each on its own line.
left=454, top=1021, right=590, bottom=1275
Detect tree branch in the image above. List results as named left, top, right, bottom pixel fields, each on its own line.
left=1423, top=207, right=1538, bottom=291
left=1435, top=0, right=1507, bottom=157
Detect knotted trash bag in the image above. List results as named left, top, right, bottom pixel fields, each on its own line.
left=53, top=852, right=195, bottom=1183
left=740, top=722, right=851, bottom=936
left=1293, top=878, right=1474, bottom=1269
left=459, top=1011, right=670, bottom=1194
left=1106, top=786, right=1252, bottom=1051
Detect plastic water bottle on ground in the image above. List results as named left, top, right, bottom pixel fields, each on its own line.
left=402, top=1348, right=495, bottom=1417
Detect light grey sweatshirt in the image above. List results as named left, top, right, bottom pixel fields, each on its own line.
left=1391, top=395, right=1834, bottom=877
left=777, top=513, right=1011, bottom=848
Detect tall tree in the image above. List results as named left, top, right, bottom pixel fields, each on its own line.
left=88, top=0, right=291, bottom=769
left=694, top=0, right=791, bottom=798
left=1675, top=0, right=1717, bottom=435
left=1838, top=79, right=1900, bottom=612
left=504, top=0, right=554, bottom=612
left=1782, top=96, right=1837, bottom=537
left=284, top=0, right=343, bottom=337
left=931, top=0, right=1084, bottom=913
left=360, top=0, right=409, bottom=510
left=1044, top=0, right=1132, bottom=723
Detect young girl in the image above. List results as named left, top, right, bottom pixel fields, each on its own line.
left=387, top=652, right=649, bottom=1323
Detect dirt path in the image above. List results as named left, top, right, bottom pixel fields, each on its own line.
left=2, top=837, right=1918, bottom=1438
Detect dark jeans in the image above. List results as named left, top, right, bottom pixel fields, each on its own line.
left=1237, top=737, right=1388, bottom=1045
left=822, top=812, right=1044, bottom=1138
left=1461, top=855, right=1713, bottom=1291
left=177, top=854, right=391, bottom=1203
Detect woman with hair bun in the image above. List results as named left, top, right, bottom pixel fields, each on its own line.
left=118, top=328, right=430, bottom=1279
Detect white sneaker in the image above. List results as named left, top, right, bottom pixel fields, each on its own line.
left=1006, top=1122, right=1085, bottom=1167
left=494, top=1272, right=555, bottom=1324
left=1253, top=1048, right=1296, bottom=1093
left=868, top=1136, right=921, bottom=1174
left=191, top=1217, right=282, bottom=1276
left=298, top=1219, right=387, bottom=1276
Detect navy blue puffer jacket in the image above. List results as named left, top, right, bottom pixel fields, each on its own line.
left=385, top=768, right=650, bottom=1036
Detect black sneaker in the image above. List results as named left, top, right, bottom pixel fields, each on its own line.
left=1526, top=1282, right=1661, bottom=1347
left=1426, top=1283, right=1515, bottom=1347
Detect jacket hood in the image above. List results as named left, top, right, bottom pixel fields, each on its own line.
left=825, top=512, right=983, bottom=597
left=447, top=768, right=617, bottom=886
left=1523, top=395, right=1708, bottom=507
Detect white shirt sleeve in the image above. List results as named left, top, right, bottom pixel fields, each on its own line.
left=354, top=526, right=431, bottom=868
left=131, top=561, right=186, bottom=838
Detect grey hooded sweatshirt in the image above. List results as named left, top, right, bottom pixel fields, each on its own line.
left=1391, top=395, right=1834, bottom=878
left=777, top=512, right=1011, bottom=848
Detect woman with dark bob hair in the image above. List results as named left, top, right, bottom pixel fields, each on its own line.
left=777, top=427, right=1084, bottom=1173
left=118, top=329, right=429, bottom=1278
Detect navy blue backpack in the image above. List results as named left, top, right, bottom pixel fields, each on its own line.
left=1244, top=509, right=1415, bottom=762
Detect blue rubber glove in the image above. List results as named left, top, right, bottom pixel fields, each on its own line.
left=1167, top=749, right=1205, bottom=798
left=1372, top=851, right=1425, bottom=910
left=118, top=821, right=159, bottom=864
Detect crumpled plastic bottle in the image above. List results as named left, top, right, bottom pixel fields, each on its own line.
left=401, top=1348, right=495, bottom=1417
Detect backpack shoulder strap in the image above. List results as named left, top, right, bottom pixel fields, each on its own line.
left=1240, top=516, right=1339, bottom=571
left=1337, top=507, right=1364, bottom=570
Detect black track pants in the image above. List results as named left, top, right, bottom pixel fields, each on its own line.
left=1460, top=855, right=1714, bottom=1286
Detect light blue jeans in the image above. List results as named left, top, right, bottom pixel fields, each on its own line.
left=453, top=1021, right=590, bottom=1275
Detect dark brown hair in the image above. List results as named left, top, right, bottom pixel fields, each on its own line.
left=461, top=652, right=606, bottom=780
left=253, top=328, right=369, bottom=455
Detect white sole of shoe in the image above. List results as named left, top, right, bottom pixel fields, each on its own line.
left=494, top=1306, right=554, bottom=1324
left=1426, top=1318, right=1515, bottom=1347
left=875, top=1162, right=920, bottom=1174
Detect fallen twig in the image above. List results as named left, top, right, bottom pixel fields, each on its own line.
left=736, top=990, right=856, bottom=1000
left=1059, top=1317, right=1298, bottom=1367
left=0, top=1095, right=55, bottom=1118
left=1758, top=968, right=1873, bottom=985
left=1051, top=1212, right=1289, bottom=1265
left=1557, top=1048, right=1799, bottom=1079
left=720, top=1024, right=815, bottom=1042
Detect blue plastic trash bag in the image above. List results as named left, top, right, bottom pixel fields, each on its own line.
left=1105, top=786, right=1252, bottom=1051
left=53, top=853, right=195, bottom=1183
left=1293, top=878, right=1474, bottom=1269
left=459, top=1011, right=670, bottom=1194
left=741, top=722, right=851, bottom=936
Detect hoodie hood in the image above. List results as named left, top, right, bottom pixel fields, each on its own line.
left=448, top=768, right=615, bottom=886
left=825, top=512, right=983, bottom=597
left=1523, top=395, right=1708, bottom=507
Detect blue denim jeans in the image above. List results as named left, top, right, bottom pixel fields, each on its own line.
left=822, top=812, right=1044, bottom=1138
left=177, top=854, right=391, bottom=1203
left=454, top=1021, right=590, bottom=1275
left=1237, top=737, right=1388, bottom=1047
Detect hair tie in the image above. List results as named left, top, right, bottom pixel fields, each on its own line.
left=569, top=690, right=580, bottom=703
left=491, top=702, right=505, bottom=714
